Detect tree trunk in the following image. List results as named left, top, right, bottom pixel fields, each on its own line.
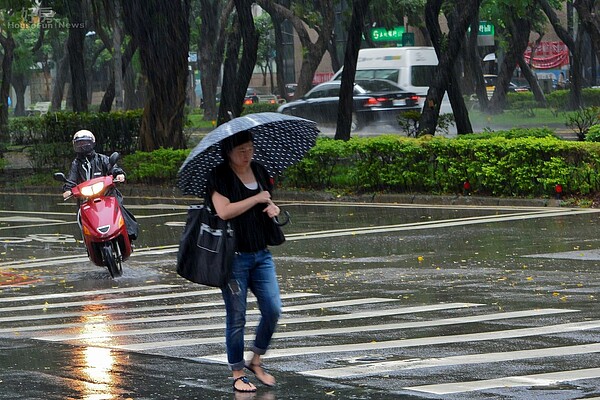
left=574, top=0, right=600, bottom=64
left=419, top=0, right=480, bottom=135
left=99, top=70, right=116, bottom=113
left=465, top=11, right=488, bottom=112
left=328, top=33, right=342, bottom=73
left=571, top=22, right=585, bottom=109
left=11, top=74, right=28, bottom=117
left=0, top=33, right=15, bottom=140
left=112, top=0, right=124, bottom=111
left=217, top=0, right=259, bottom=125
left=51, top=41, right=69, bottom=111
left=99, top=39, right=137, bottom=113
left=335, top=0, right=370, bottom=141
left=272, top=16, right=288, bottom=101
left=199, top=0, right=232, bottom=121
left=539, top=0, right=582, bottom=109
left=219, top=19, right=243, bottom=122
left=66, top=0, right=88, bottom=112
left=517, top=56, right=546, bottom=105
left=257, top=0, right=334, bottom=98
left=445, top=8, right=472, bottom=134
left=123, top=62, right=138, bottom=110
left=122, top=0, right=190, bottom=151
left=488, top=16, right=531, bottom=113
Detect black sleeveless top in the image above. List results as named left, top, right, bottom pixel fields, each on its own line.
left=205, top=161, right=274, bottom=253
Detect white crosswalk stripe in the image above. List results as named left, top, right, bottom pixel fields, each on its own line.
left=0, top=283, right=598, bottom=397
left=405, top=367, right=600, bottom=395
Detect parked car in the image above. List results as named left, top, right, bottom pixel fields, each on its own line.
left=484, top=74, right=530, bottom=96
left=274, top=83, right=297, bottom=102
left=215, top=87, right=278, bottom=105
left=244, top=87, right=278, bottom=105
left=277, top=79, right=420, bottom=131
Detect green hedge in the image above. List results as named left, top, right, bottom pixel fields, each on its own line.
left=9, top=110, right=143, bottom=172
left=241, top=102, right=281, bottom=115
left=456, top=127, right=559, bottom=140
left=121, top=147, right=190, bottom=183
left=9, top=110, right=142, bottom=153
left=587, top=125, right=600, bottom=142
left=506, top=88, right=600, bottom=110
left=115, top=130, right=600, bottom=198
left=283, top=135, right=600, bottom=197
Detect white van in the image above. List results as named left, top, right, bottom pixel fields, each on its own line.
left=331, top=47, right=452, bottom=113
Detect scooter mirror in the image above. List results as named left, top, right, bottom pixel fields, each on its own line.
left=109, top=152, right=120, bottom=166
left=53, top=172, right=67, bottom=182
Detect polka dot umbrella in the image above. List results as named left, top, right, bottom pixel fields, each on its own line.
left=177, top=112, right=320, bottom=198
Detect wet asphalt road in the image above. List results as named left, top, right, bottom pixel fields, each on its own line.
left=1, top=192, right=600, bottom=400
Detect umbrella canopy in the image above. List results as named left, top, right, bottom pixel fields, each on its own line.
left=177, top=112, right=320, bottom=197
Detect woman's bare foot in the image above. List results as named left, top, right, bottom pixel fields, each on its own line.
left=246, top=361, right=276, bottom=386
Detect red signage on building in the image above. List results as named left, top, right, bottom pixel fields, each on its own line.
left=313, top=72, right=334, bottom=85
left=524, top=41, right=569, bottom=69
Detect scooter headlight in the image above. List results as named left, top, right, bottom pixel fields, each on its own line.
left=80, top=181, right=105, bottom=197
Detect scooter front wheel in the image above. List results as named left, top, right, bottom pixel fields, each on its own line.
left=102, top=241, right=123, bottom=278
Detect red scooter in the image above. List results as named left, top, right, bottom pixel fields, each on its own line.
left=54, top=153, right=132, bottom=278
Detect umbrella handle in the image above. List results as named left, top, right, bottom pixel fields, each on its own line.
left=273, top=210, right=291, bottom=226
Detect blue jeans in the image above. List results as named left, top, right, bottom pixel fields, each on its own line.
left=221, top=249, right=282, bottom=371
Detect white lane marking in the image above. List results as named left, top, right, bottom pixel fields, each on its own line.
left=0, top=292, right=320, bottom=323
left=285, top=209, right=599, bottom=241
left=405, top=367, right=600, bottom=394
left=0, top=289, right=221, bottom=312
left=34, top=303, right=482, bottom=343
left=0, top=284, right=178, bottom=303
left=2, top=208, right=596, bottom=270
left=301, top=342, right=600, bottom=378
left=0, top=245, right=180, bottom=269
left=109, top=303, right=482, bottom=351
left=0, top=212, right=186, bottom=231
left=199, top=319, right=600, bottom=363
left=0, top=216, right=65, bottom=223
left=0, top=221, right=74, bottom=231
left=125, top=204, right=189, bottom=210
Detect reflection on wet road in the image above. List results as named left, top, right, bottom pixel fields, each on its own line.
left=1, top=193, right=600, bottom=399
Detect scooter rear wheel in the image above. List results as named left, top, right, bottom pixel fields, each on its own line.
left=102, top=241, right=123, bottom=278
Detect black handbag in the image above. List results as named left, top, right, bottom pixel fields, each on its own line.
left=176, top=204, right=235, bottom=287
left=265, top=210, right=291, bottom=246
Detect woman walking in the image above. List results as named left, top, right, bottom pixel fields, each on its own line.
left=206, top=130, right=282, bottom=393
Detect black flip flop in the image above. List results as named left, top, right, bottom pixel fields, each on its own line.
left=233, top=376, right=257, bottom=393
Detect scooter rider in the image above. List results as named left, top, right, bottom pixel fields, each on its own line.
left=62, top=130, right=139, bottom=240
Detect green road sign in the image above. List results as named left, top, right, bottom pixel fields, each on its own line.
left=370, top=26, right=405, bottom=42
left=479, top=22, right=494, bottom=36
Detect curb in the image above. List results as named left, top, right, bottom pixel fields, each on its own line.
left=6, top=183, right=560, bottom=208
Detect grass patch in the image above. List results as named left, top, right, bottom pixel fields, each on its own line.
left=186, top=113, right=217, bottom=130
left=468, top=108, right=571, bottom=130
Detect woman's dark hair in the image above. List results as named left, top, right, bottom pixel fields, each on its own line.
left=220, top=130, right=254, bottom=159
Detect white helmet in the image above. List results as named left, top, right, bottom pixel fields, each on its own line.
left=72, top=129, right=95, bottom=155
